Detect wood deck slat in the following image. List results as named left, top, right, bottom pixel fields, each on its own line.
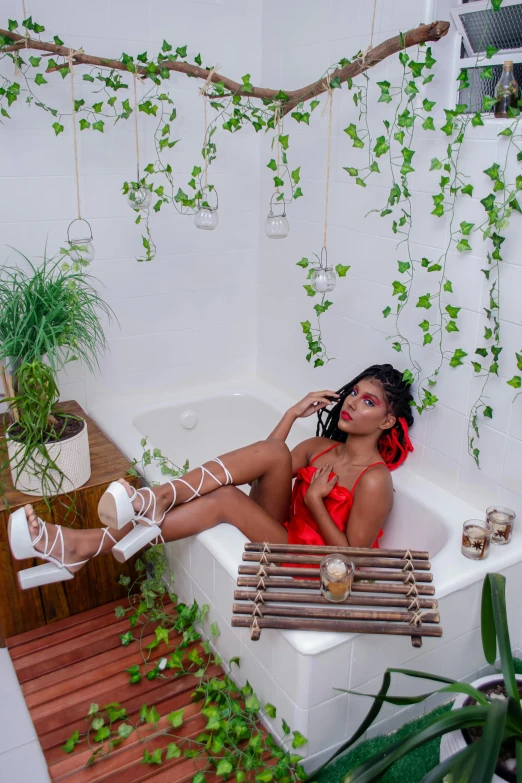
left=7, top=601, right=252, bottom=782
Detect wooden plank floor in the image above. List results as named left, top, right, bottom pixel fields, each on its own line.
left=6, top=598, right=252, bottom=782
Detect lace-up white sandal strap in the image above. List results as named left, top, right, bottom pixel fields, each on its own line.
left=172, top=457, right=234, bottom=505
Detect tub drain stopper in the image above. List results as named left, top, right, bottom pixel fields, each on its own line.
left=180, top=409, right=198, bottom=430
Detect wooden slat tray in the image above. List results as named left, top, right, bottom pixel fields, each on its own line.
left=231, top=543, right=442, bottom=648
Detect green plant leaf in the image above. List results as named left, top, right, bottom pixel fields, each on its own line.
left=508, top=375, right=521, bottom=388
left=52, top=122, right=64, bottom=136
left=449, top=348, right=467, bottom=368
left=292, top=731, right=308, bottom=749
left=34, top=73, right=47, bottom=86
left=382, top=306, right=391, bottom=318
left=416, top=294, right=432, bottom=310
left=445, top=304, right=460, bottom=318
left=118, top=723, right=133, bottom=739
left=335, top=264, right=350, bottom=277
left=481, top=574, right=518, bottom=699
left=62, top=730, right=80, bottom=753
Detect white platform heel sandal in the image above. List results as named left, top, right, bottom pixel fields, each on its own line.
left=110, top=458, right=234, bottom=563
left=8, top=507, right=117, bottom=590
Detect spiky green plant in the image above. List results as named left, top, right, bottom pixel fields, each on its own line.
left=314, top=573, right=522, bottom=783
left=0, top=249, right=113, bottom=374
left=0, top=249, right=114, bottom=502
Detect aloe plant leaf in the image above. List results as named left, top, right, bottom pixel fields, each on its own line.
left=419, top=742, right=477, bottom=782
left=468, top=696, right=508, bottom=782
left=340, top=705, right=489, bottom=783
left=482, top=574, right=518, bottom=701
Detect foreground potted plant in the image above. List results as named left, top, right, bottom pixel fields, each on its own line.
left=313, top=573, right=522, bottom=783
left=0, top=250, right=113, bottom=499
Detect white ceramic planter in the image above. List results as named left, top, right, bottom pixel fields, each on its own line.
left=7, top=419, right=91, bottom=496
left=440, top=673, right=522, bottom=782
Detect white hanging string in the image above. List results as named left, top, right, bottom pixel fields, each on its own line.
left=133, top=72, right=140, bottom=181
left=199, top=65, right=218, bottom=191
left=68, top=49, right=82, bottom=221
left=322, top=81, right=334, bottom=252
left=274, top=104, right=282, bottom=195
left=360, top=0, right=378, bottom=65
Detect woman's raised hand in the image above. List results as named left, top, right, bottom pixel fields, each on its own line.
left=288, top=390, right=340, bottom=419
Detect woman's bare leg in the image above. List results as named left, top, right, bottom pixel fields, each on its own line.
left=111, top=485, right=288, bottom=562
left=109, top=439, right=293, bottom=524
left=23, top=505, right=133, bottom=572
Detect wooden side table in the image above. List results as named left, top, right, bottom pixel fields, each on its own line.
left=0, top=401, right=139, bottom=638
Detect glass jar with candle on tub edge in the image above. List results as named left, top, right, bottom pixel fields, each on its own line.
left=320, top=553, right=355, bottom=603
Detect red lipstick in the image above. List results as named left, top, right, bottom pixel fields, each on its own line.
left=341, top=411, right=352, bottom=421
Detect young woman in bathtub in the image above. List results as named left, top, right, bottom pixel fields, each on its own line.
left=8, top=363, right=414, bottom=588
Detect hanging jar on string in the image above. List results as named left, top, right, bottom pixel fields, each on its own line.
left=195, top=91, right=219, bottom=230
left=195, top=189, right=219, bottom=230
left=67, top=218, right=95, bottom=265
left=266, top=194, right=289, bottom=239
left=64, top=48, right=95, bottom=267
left=266, top=109, right=290, bottom=239
left=310, top=248, right=336, bottom=293
left=126, top=74, right=152, bottom=213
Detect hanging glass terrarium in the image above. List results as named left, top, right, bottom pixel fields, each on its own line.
left=311, top=248, right=336, bottom=293
left=195, top=189, right=219, bottom=231
left=67, top=219, right=95, bottom=265
left=266, top=195, right=289, bottom=239
left=127, top=184, right=152, bottom=211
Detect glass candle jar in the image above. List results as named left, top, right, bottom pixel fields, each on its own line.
left=127, top=186, right=152, bottom=210
left=266, top=213, right=289, bottom=239
left=68, top=237, right=95, bottom=264
left=320, top=554, right=355, bottom=602
left=461, top=520, right=492, bottom=560
left=487, top=506, right=515, bottom=545
left=195, top=207, right=219, bottom=230
left=311, top=267, right=337, bottom=293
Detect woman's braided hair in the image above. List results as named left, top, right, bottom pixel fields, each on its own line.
left=316, top=364, right=414, bottom=471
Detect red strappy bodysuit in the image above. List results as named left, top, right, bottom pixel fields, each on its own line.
left=284, top=443, right=385, bottom=548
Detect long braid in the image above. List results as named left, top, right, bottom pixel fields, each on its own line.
left=316, top=364, right=414, bottom=471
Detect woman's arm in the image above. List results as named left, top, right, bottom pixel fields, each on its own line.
left=268, top=390, right=340, bottom=441
left=346, top=468, right=393, bottom=548
left=304, top=465, right=393, bottom=548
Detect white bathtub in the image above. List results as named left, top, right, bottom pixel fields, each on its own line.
left=91, top=378, right=522, bottom=770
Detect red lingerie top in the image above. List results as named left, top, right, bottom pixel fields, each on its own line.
left=284, top=443, right=385, bottom=548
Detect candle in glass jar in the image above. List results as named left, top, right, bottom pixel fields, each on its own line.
left=320, top=554, right=354, bottom=602
left=461, top=520, right=492, bottom=560
left=486, top=506, right=515, bottom=545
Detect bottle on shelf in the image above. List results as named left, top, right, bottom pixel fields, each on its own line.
left=494, top=60, right=520, bottom=119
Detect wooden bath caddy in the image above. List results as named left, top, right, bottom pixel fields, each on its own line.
left=231, top=542, right=442, bottom=648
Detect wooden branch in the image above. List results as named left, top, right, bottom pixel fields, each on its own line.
left=0, top=21, right=450, bottom=115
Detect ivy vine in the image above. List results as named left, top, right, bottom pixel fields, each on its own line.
left=1, top=8, right=521, bottom=465
left=61, top=545, right=308, bottom=780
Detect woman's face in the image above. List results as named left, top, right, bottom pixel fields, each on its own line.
left=337, top=377, right=396, bottom=437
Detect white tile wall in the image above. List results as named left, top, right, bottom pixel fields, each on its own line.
left=0, top=0, right=261, bottom=408
left=258, top=0, right=522, bottom=521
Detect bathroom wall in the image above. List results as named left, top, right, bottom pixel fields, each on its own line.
left=0, top=0, right=261, bottom=409
left=258, top=0, right=522, bottom=516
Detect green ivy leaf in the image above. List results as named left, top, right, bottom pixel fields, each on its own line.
left=291, top=167, right=301, bottom=184
left=397, top=260, right=410, bottom=273
left=264, top=703, right=277, bottom=718
left=430, top=158, right=442, bottom=171
left=416, top=294, right=432, bottom=309
left=292, top=731, right=308, bottom=749
left=423, top=98, right=436, bottom=111
left=449, top=348, right=468, bottom=368
left=423, top=333, right=433, bottom=346
left=282, top=719, right=291, bottom=735
left=296, top=257, right=309, bottom=268
left=456, top=238, right=471, bottom=252
left=303, top=284, right=316, bottom=297
left=422, top=116, right=435, bottom=131
left=335, top=264, right=350, bottom=277
left=443, top=280, right=453, bottom=293
left=256, top=772, right=273, bottom=783
left=483, top=96, right=497, bottom=111
left=472, top=361, right=482, bottom=373
left=62, top=731, right=80, bottom=754
left=382, top=306, right=391, bottom=318
left=344, top=167, right=358, bottom=177
left=94, top=726, right=110, bottom=742
left=460, top=221, right=474, bottom=236
left=120, top=631, right=133, bottom=646
left=419, top=320, right=430, bottom=332
left=445, top=320, right=459, bottom=333
left=118, top=723, right=134, bottom=739
left=507, top=376, right=521, bottom=389
left=483, top=406, right=493, bottom=419
left=461, top=184, right=474, bottom=197
left=34, top=73, right=47, bottom=86
left=471, top=112, right=484, bottom=127
left=52, top=122, right=64, bottom=136
left=92, top=120, right=104, bottom=132
left=403, top=369, right=414, bottom=385
left=373, top=135, right=389, bottom=158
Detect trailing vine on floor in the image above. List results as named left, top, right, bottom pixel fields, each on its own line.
left=62, top=545, right=308, bottom=781
left=0, top=7, right=521, bottom=465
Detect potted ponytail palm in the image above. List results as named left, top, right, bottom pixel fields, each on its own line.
left=314, top=573, right=522, bottom=783
left=0, top=251, right=113, bottom=499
